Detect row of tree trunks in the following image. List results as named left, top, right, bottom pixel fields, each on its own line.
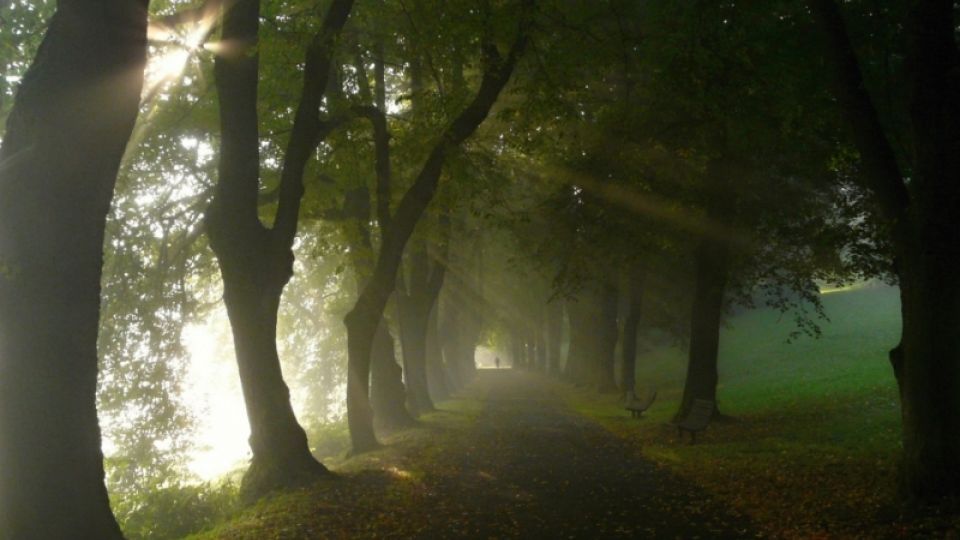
left=344, top=18, right=530, bottom=452
left=0, top=0, right=150, bottom=535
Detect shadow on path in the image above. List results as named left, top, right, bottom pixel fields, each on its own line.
left=423, top=369, right=756, bottom=539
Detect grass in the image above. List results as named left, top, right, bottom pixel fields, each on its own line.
left=184, top=398, right=486, bottom=539
left=557, top=283, right=960, bottom=538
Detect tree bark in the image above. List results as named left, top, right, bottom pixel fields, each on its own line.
left=205, top=0, right=353, bottom=496
left=545, top=299, right=564, bottom=376
left=620, top=272, right=645, bottom=396
left=369, top=318, right=414, bottom=430
left=810, top=0, right=960, bottom=499
left=398, top=222, right=448, bottom=414
left=596, top=281, right=620, bottom=393
left=0, top=1, right=148, bottom=536
left=677, top=151, right=735, bottom=420
left=565, top=294, right=596, bottom=385
left=344, top=11, right=529, bottom=452
left=535, top=321, right=548, bottom=373
left=677, top=236, right=728, bottom=419
left=425, top=303, right=450, bottom=398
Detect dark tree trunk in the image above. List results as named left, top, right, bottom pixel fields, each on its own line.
left=440, top=296, right=465, bottom=387
left=677, top=237, right=729, bottom=419
left=425, top=304, right=450, bottom=398
left=204, top=0, right=353, bottom=495
left=810, top=0, right=960, bottom=499
left=219, top=273, right=328, bottom=496
left=0, top=1, right=148, bottom=535
left=620, top=272, right=645, bottom=396
left=546, top=300, right=564, bottom=376
left=370, top=318, right=415, bottom=430
left=398, top=223, right=448, bottom=414
left=596, top=282, right=620, bottom=393
left=677, top=151, right=735, bottom=420
left=399, top=293, right=435, bottom=414
left=345, top=18, right=529, bottom=452
left=565, top=295, right=595, bottom=385
left=535, top=323, right=548, bottom=373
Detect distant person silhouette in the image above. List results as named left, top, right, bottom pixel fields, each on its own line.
left=495, top=357, right=501, bottom=369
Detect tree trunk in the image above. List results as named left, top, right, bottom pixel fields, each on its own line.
left=809, top=0, right=960, bottom=499
left=546, top=300, right=564, bottom=376
left=894, top=238, right=960, bottom=498
left=399, top=295, right=434, bottom=414
left=440, top=297, right=465, bottom=387
left=0, top=1, right=148, bottom=535
left=565, top=295, right=595, bottom=385
left=596, top=282, right=620, bottom=393
left=621, top=271, right=644, bottom=395
left=370, top=318, right=415, bottom=430
left=535, top=323, right=548, bottom=373
left=677, top=237, right=729, bottom=419
left=425, top=304, right=450, bottom=398
left=219, top=273, right=328, bottom=497
left=397, top=226, right=447, bottom=414
left=205, top=0, right=353, bottom=494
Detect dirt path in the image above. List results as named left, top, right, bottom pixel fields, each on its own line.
left=197, top=370, right=755, bottom=539
left=415, top=369, right=755, bottom=539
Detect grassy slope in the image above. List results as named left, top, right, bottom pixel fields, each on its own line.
left=562, top=284, right=943, bottom=538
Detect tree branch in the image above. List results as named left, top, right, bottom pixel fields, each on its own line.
left=271, top=0, right=355, bottom=248
left=807, top=0, right=909, bottom=226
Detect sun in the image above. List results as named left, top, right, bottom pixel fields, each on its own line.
left=144, top=12, right=219, bottom=93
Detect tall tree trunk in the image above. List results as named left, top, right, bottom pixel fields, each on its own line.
left=677, top=236, right=729, bottom=419
left=398, top=222, right=448, bottom=414
left=596, top=281, right=619, bottom=393
left=620, top=272, right=644, bottom=396
left=440, top=294, right=465, bottom=387
left=546, top=299, right=564, bottom=376
left=205, top=0, right=353, bottom=496
left=370, top=318, right=415, bottom=430
left=399, top=292, right=435, bottom=414
left=565, top=295, right=595, bottom=385
left=345, top=15, right=529, bottom=452
left=0, top=2, right=148, bottom=535
left=425, top=304, right=450, bottom=398
left=536, top=322, right=548, bottom=373
left=810, top=0, right=960, bottom=499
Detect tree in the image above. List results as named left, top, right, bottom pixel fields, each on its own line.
left=809, top=0, right=960, bottom=499
left=343, top=0, right=532, bottom=453
left=0, top=0, right=149, bottom=536
left=203, top=0, right=353, bottom=497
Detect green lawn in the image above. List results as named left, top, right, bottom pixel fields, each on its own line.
left=559, top=283, right=960, bottom=538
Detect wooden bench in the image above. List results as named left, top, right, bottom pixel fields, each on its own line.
left=672, top=399, right=714, bottom=443
left=624, top=389, right=657, bottom=418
